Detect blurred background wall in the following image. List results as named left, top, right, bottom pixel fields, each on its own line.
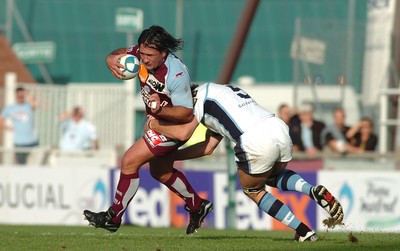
left=0, top=0, right=367, bottom=85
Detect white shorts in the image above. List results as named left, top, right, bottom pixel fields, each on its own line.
left=234, top=116, right=293, bottom=174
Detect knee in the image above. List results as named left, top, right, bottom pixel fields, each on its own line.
left=149, top=166, right=173, bottom=183
left=120, top=156, right=139, bottom=174
left=242, top=186, right=266, bottom=204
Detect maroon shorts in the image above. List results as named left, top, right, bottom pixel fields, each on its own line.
left=143, top=129, right=185, bottom=156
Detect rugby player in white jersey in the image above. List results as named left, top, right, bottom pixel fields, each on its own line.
left=84, top=26, right=212, bottom=235
left=147, top=82, right=344, bottom=242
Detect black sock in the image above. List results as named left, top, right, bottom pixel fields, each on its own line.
left=296, top=222, right=312, bottom=237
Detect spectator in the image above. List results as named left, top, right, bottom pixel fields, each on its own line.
left=346, top=117, right=378, bottom=153
left=289, top=104, right=325, bottom=158
left=277, top=103, right=292, bottom=125
left=277, top=103, right=300, bottom=127
left=322, top=107, right=351, bottom=154
left=58, top=106, right=99, bottom=152
left=0, top=87, right=39, bottom=165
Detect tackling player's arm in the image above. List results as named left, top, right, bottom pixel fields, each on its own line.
left=174, top=130, right=223, bottom=160
left=148, top=116, right=198, bottom=141
left=105, top=47, right=128, bottom=79
left=154, top=106, right=194, bottom=123
left=148, top=115, right=223, bottom=160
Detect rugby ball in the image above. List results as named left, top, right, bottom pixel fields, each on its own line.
left=118, top=54, right=140, bottom=80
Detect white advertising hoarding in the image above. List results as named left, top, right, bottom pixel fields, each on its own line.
left=3, top=167, right=398, bottom=232
left=318, top=170, right=400, bottom=232
left=0, top=167, right=110, bottom=225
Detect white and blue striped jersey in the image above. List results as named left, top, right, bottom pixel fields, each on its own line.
left=193, top=83, right=275, bottom=143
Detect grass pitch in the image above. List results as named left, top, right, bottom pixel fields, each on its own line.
left=0, top=224, right=399, bottom=251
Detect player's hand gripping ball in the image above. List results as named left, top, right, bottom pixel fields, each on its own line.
left=118, top=54, right=140, bottom=80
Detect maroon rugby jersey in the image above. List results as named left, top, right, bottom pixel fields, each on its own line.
left=127, top=45, right=193, bottom=119
left=127, top=45, right=193, bottom=155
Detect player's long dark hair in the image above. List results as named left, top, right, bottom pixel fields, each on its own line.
left=138, top=25, right=183, bottom=53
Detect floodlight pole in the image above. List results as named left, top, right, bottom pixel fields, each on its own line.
left=216, top=0, right=260, bottom=229
left=216, top=0, right=260, bottom=84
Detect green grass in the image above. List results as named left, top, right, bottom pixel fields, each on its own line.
left=0, top=225, right=399, bottom=251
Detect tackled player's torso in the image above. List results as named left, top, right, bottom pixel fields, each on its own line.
left=138, top=62, right=171, bottom=116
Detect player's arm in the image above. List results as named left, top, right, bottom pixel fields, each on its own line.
left=150, top=68, right=194, bottom=123
left=153, top=105, right=194, bottom=123
left=105, top=47, right=128, bottom=79
left=174, top=130, right=223, bottom=161
left=148, top=116, right=198, bottom=141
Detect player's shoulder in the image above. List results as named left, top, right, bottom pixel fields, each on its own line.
left=127, top=45, right=140, bottom=58
left=202, top=82, right=227, bottom=95
left=164, top=54, right=189, bottom=78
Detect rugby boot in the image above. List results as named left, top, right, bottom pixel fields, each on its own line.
left=294, top=230, right=319, bottom=242
left=83, top=207, right=121, bottom=233
left=185, top=199, right=213, bottom=235
left=311, top=185, right=344, bottom=223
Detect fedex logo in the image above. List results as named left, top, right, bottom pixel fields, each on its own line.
left=124, top=185, right=171, bottom=227
left=117, top=168, right=316, bottom=230
left=119, top=169, right=213, bottom=228
left=213, top=172, right=316, bottom=230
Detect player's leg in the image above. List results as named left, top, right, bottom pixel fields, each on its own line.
left=235, top=118, right=316, bottom=241
left=266, top=164, right=314, bottom=196
left=149, top=154, right=203, bottom=210
left=84, top=137, right=154, bottom=232
left=111, top=138, right=154, bottom=219
left=267, top=164, right=344, bottom=223
left=238, top=168, right=317, bottom=242
left=149, top=154, right=213, bottom=235
left=266, top=116, right=344, bottom=223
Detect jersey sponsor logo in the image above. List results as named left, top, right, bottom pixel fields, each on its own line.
left=175, top=72, right=184, bottom=78
left=144, top=129, right=178, bottom=148
left=144, top=129, right=163, bottom=147
left=238, top=99, right=256, bottom=108
left=147, top=75, right=165, bottom=92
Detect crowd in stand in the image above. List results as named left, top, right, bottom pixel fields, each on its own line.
left=277, top=103, right=378, bottom=158
left=0, top=87, right=379, bottom=166
left=0, top=87, right=99, bottom=165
